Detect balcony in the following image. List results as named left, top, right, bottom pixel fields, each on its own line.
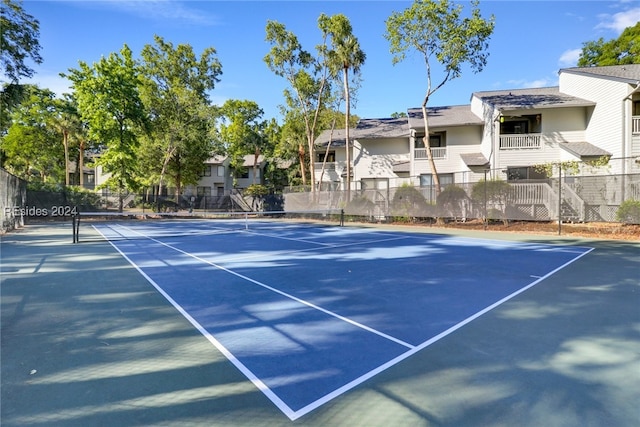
left=499, top=134, right=541, bottom=150
left=633, top=116, right=640, bottom=134
left=414, top=147, right=447, bottom=160
left=314, top=162, right=336, bottom=171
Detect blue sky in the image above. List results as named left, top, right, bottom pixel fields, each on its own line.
left=22, top=0, right=640, bottom=122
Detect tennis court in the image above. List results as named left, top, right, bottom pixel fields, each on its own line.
left=81, top=216, right=591, bottom=419
left=2, top=216, right=639, bottom=426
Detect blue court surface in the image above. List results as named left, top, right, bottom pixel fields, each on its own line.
left=93, top=220, right=593, bottom=421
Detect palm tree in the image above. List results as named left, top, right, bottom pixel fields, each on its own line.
left=320, top=14, right=366, bottom=201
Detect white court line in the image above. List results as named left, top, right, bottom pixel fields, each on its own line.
left=96, top=223, right=595, bottom=421
left=92, top=225, right=297, bottom=420
left=104, top=223, right=415, bottom=350
left=291, top=245, right=596, bottom=419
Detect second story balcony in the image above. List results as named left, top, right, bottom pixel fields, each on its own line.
left=414, top=147, right=447, bottom=160
left=633, top=116, right=640, bottom=135
left=499, top=134, right=541, bottom=150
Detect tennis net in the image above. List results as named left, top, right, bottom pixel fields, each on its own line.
left=71, top=209, right=344, bottom=243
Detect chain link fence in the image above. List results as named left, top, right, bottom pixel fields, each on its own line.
left=283, top=172, right=640, bottom=225
left=0, top=168, right=27, bottom=233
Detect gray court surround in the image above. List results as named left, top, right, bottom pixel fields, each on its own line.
left=1, top=223, right=639, bottom=426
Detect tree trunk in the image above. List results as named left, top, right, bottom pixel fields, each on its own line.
left=78, top=139, right=85, bottom=187
left=62, top=130, right=70, bottom=187
left=253, top=148, right=260, bottom=185
left=298, top=143, right=307, bottom=187
left=421, top=103, right=441, bottom=195
left=344, top=66, right=351, bottom=202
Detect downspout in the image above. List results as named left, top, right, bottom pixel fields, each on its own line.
left=490, top=108, right=502, bottom=179
left=621, top=82, right=640, bottom=202
left=622, top=82, right=640, bottom=170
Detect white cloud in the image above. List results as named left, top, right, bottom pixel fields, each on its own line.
left=596, top=7, right=640, bottom=33
left=506, top=76, right=557, bottom=89
left=67, top=0, right=219, bottom=26
left=558, top=49, right=582, bottom=67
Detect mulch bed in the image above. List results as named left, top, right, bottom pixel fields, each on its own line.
left=437, top=220, right=640, bottom=241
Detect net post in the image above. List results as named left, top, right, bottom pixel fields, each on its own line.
left=72, top=213, right=79, bottom=243
left=340, top=209, right=344, bottom=227
left=245, top=212, right=249, bottom=230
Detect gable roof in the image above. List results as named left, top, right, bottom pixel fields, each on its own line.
left=407, top=105, right=483, bottom=130
left=315, top=117, right=409, bottom=146
left=560, top=64, right=640, bottom=84
left=356, top=117, right=410, bottom=139
left=473, top=86, right=596, bottom=110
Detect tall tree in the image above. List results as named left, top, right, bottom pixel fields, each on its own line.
left=64, top=45, right=147, bottom=211
left=385, top=0, right=494, bottom=195
left=264, top=20, right=332, bottom=190
left=1, top=85, right=62, bottom=181
left=219, top=99, right=275, bottom=186
left=1, top=0, right=43, bottom=137
left=1, top=0, right=42, bottom=84
left=318, top=13, right=365, bottom=200
left=138, top=36, right=222, bottom=199
left=578, top=22, right=640, bottom=66
left=49, top=94, right=83, bottom=186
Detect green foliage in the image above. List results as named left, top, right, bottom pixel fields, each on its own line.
left=578, top=22, right=640, bottom=66
left=244, top=184, right=269, bottom=197
left=318, top=13, right=366, bottom=196
left=264, top=18, right=336, bottom=187
left=385, top=0, right=495, bottom=82
left=1, top=85, right=63, bottom=182
left=471, top=179, right=511, bottom=224
left=384, top=0, right=494, bottom=193
left=26, top=184, right=102, bottom=211
left=471, top=178, right=511, bottom=204
left=138, top=36, right=222, bottom=196
left=616, top=200, right=640, bottom=224
left=391, top=185, right=429, bottom=220
left=534, top=157, right=611, bottom=178
left=1, top=0, right=43, bottom=83
left=64, top=45, right=147, bottom=207
left=437, top=185, right=469, bottom=218
left=344, top=195, right=375, bottom=216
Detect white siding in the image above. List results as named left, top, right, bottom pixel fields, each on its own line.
left=413, top=125, right=483, bottom=177
left=560, top=72, right=628, bottom=158
left=353, top=137, right=408, bottom=180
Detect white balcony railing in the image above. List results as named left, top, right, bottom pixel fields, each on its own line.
left=499, top=134, right=541, bottom=150
left=314, top=162, right=336, bottom=171
left=632, top=116, right=640, bottom=134
left=414, top=147, right=447, bottom=160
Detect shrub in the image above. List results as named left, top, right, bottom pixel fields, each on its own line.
left=344, top=196, right=376, bottom=217
left=390, top=185, right=429, bottom=221
left=616, top=200, right=640, bottom=224
left=437, top=185, right=469, bottom=219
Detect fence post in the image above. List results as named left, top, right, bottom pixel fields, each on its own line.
left=558, top=165, right=562, bottom=236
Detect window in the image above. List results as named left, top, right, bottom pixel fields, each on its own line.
left=501, top=119, right=528, bottom=134
left=197, top=186, right=211, bottom=196
left=217, top=165, right=225, bottom=177
left=200, top=166, right=211, bottom=177
left=414, top=132, right=446, bottom=148
left=500, top=114, right=541, bottom=134
left=361, top=177, right=388, bottom=190
left=507, top=166, right=546, bottom=181
left=633, top=100, right=640, bottom=115
left=419, top=173, right=454, bottom=187
left=317, top=150, right=336, bottom=163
